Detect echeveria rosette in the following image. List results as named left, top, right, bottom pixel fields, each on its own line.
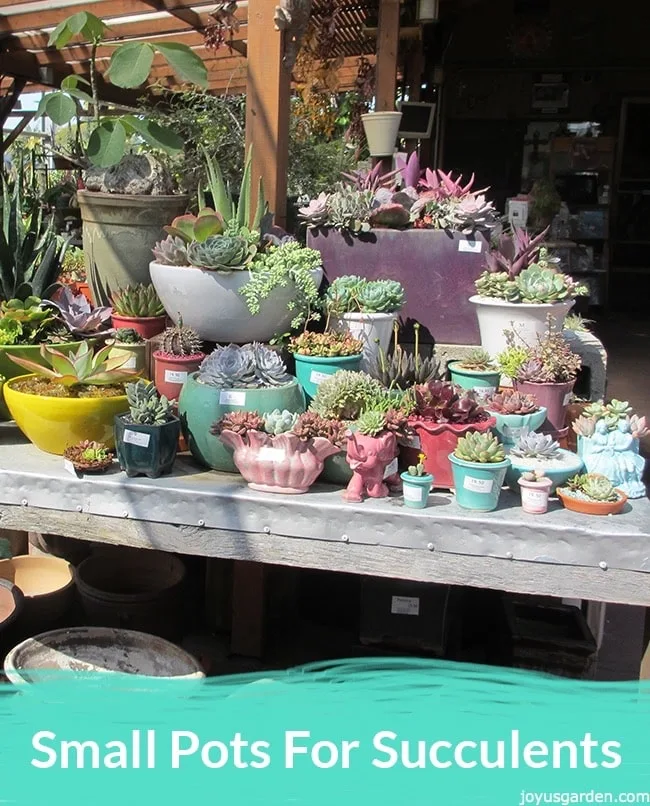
left=152, top=235, right=189, bottom=266
left=187, top=235, right=256, bottom=272
left=45, top=285, right=112, bottom=336
left=252, top=342, right=292, bottom=386
left=198, top=344, right=258, bottom=389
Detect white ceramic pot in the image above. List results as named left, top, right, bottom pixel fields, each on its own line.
left=149, top=262, right=323, bottom=343
left=361, top=112, right=402, bottom=157
left=329, top=311, right=397, bottom=372
left=469, top=295, right=575, bottom=357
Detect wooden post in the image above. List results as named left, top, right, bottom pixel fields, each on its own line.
left=375, top=0, right=400, bottom=111
left=244, top=0, right=291, bottom=230
left=230, top=561, right=266, bottom=657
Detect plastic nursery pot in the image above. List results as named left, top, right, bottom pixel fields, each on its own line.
left=114, top=413, right=181, bottom=479
left=514, top=379, right=575, bottom=434
left=109, top=343, right=149, bottom=376
left=400, top=471, right=434, bottom=509
left=111, top=313, right=167, bottom=341
left=448, top=360, right=501, bottom=401
left=518, top=476, right=553, bottom=514
left=448, top=453, right=511, bottom=512
left=556, top=487, right=628, bottom=516
left=293, top=353, right=362, bottom=401
left=487, top=407, right=548, bottom=447
left=153, top=351, right=205, bottom=402
left=505, top=448, right=583, bottom=494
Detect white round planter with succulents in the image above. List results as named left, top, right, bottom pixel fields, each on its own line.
left=505, top=431, right=583, bottom=494
left=470, top=227, right=589, bottom=357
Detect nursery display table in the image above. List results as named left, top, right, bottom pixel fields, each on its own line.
left=0, top=429, right=649, bottom=671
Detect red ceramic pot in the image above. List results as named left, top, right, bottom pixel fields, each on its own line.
left=75, top=282, right=93, bottom=304
left=111, top=313, right=167, bottom=340
left=153, top=351, right=205, bottom=401
left=403, top=416, right=497, bottom=489
left=514, top=379, right=575, bottom=435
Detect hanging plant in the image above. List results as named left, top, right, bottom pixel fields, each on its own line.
left=204, top=1, right=240, bottom=53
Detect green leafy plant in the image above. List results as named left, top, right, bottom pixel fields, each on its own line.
left=496, top=345, right=530, bottom=381
left=126, top=379, right=173, bottom=425
left=59, top=246, right=86, bottom=284
left=454, top=431, right=506, bottom=463
left=0, top=296, right=57, bottom=345
left=456, top=348, right=495, bottom=372
left=289, top=330, right=362, bottom=357
left=37, top=12, right=208, bottom=168
left=563, top=473, right=620, bottom=503
left=310, top=370, right=384, bottom=421
left=111, top=284, right=165, bottom=318
left=325, top=276, right=405, bottom=315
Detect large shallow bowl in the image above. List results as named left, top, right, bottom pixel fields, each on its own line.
left=0, top=578, right=24, bottom=635
left=0, top=555, right=74, bottom=630
left=4, top=627, right=205, bottom=683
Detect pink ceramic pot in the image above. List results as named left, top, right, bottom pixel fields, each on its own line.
left=514, top=379, right=575, bottom=435
left=343, top=431, right=401, bottom=503
left=518, top=476, right=553, bottom=514
left=219, top=430, right=339, bottom=494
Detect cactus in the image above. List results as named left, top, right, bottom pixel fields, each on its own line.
left=152, top=235, right=189, bottom=266
left=161, top=319, right=203, bottom=357
left=198, top=343, right=291, bottom=389
left=510, top=431, right=560, bottom=459
left=310, top=370, right=384, bottom=421
left=565, top=473, right=619, bottom=503
left=263, top=409, right=299, bottom=435
left=454, top=431, right=506, bottom=463
left=126, top=380, right=173, bottom=425
left=457, top=348, right=494, bottom=372
left=485, top=389, right=539, bottom=415
left=111, top=284, right=165, bottom=318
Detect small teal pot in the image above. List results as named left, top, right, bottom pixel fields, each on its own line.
left=293, top=353, right=362, bottom=400
left=487, top=407, right=547, bottom=447
left=400, top=471, right=434, bottom=509
left=505, top=449, right=584, bottom=494
left=448, top=360, right=501, bottom=401
left=449, top=453, right=510, bottom=512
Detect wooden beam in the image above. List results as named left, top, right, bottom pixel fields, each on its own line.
left=375, top=0, right=400, bottom=111
left=3, top=111, right=34, bottom=150
left=244, top=0, right=290, bottom=229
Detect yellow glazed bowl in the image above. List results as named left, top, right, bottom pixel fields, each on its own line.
left=4, top=374, right=129, bottom=455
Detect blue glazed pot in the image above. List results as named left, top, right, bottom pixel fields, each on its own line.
left=177, top=373, right=306, bottom=472
left=293, top=353, right=362, bottom=401
left=448, top=361, right=501, bottom=404
left=400, top=471, right=434, bottom=509
left=505, top=448, right=583, bottom=494
left=449, top=453, right=510, bottom=512
left=114, top=414, right=180, bottom=479
left=487, top=407, right=548, bottom=447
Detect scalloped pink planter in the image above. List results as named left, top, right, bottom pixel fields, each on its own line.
left=219, top=430, right=339, bottom=494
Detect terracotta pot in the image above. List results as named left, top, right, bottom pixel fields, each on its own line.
left=153, top=351, right=205, bottom=401
left=556, top=487, right=628, bottom=516
left=565, top=402, right=590, bottom=452
left=75, top=282, right=93, bottom=304
left=111, top=313, right=167, bottom=340
left=0, top=555, right=74, bottom=632
left=0, top=578, right=24, bottom=635
left=514, top=379, right=575, bottom=435
left=405, top=417, right=497, bottom=489
left=219, top=430, right=339, bottom=494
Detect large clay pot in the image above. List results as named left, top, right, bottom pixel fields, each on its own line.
left=0, top=555, right=74, bottom=633
left=78, top=191, right=188, bottom=306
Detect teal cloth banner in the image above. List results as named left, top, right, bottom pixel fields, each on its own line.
left=1, top=658, right=650, bottom=805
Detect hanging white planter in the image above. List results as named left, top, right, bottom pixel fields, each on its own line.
left=361, top=112, right=403, bottom=157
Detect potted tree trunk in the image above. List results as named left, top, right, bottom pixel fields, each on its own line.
left=449, top=431, right=510, bottom=512
left=153, top=319, right=205, bottom=402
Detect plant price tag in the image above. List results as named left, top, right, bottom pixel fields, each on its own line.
left=391, top=595, right=420, bottom=616
left=165, top=370, right=188, bottom=384
left=403, top=485, right=423, bottom=503
left=309, top=370, right=331, bottom=386
left=503, top=425, right=524, bottom=440
left=123, top=429, right=151, bottom=449
left=63, top=459, right=80, bottom=478
left=458, top=239, right=483, bottom=254
left=523, top=489, right=547, bottom=506
left=474, top=385, right=495, bottom=398
left=122, top=355, right=137, bottom=369
left=258, top=446, right=286, bottom=463
left=563, top=392, right=573, bottom=406
left=383, top=458, right=399, bottom=479
left=463, top=475, right=493, bottom=494
left=219, top=390, right=246, bottom=406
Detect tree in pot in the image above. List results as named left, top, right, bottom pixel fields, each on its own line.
left=115, top=380, right=180, bottom=478
left=36, top=12, right=208, bottom=304
left=153, top=319, right=205, bottom=401
left=288, top=330, right=363, bottom=400
left=449, top=431, right=510, bottom=512
left=557, top=473, right=627, bottom=516
left=111, top=284, right=167, bottom=340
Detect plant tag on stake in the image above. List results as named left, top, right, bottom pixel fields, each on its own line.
left=391, top=596, right=420, bottom=616
left=309, top=370, right=331, bottom=386
left=463, top=476, right=493, bottom=494
left=258, top=446, right=286, bottom=463
left=165, top=370, right=188, bottom=384
left=383, top=458, right=398, bottom=479
left=458, top=239, right=483, bottom=254
left=123, top=429, right=151, bottom=449
left=219, top=390, right=246, bottom=406
left=63, top=459, right=80, bottom=478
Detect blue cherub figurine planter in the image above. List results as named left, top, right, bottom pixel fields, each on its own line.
left=573, top=400, right=648, bottom=499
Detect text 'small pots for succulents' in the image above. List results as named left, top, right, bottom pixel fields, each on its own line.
left=115, top=381, right=180, bottom=478
left=153, top=320, right=205, bottom=401
left=178, top=344, right=306, bottom=472
left=449, top=432, right=510, bottom=512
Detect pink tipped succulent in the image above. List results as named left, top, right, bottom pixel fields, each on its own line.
left=298, top=192, right=329, bottom=227
left=341, top=162, right=399, bottom=192
left=418, top=168, right=486, bottom=200
left=630, top=414, right=648, bottom=438
left=484, top=226, right=550, bottom=278
left=395, top=151, right=422, bottom=190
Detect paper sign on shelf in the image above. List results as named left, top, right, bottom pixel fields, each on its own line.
left=458, top=239, right=483, bottom=253
left=391, top=595, right=420, bottom=616
left=123, top=429, right=151, bottom=449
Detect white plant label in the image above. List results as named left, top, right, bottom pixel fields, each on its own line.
left=563, top=392, right=573, bottom=406
left=391, top=595, right=420, bottom=616
left=458, top=239, right=483, bottom=254
left=219, top=390, right=246, bottom=406
left=383, top=458, right=399, bottom=478
left=258, top=446, right=286, bottom=463
left=403, top=485, right=424, bottom=503
left=63, top=459, right=79, bottom=477
left=522, top=488, right=548, bottom=507
left=309, top=370, right=331, bottom=385
left=474, top=385, right=496, bottom=397
left=165, top=370, right=188, bottom=384
left=503, top=425, right=524, bottom=440
left=463, top=475, right=493, bottom=494
left=123, top=429, right=150, bottom=449
left=122, top=355, right=137, bottom=369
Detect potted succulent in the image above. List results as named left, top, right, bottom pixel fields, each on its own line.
left=518, top=470, right=553, bottom=515
left=111, top=284, right=167, bottom=340
left=571, top=400, right=648, bottom=499
left=4, top=341, right=140, bottom=453
left=150, top=154, right=323, bottom=344
left=303, top=161, right=498, bottom=345
left=470, top=227, right=589, bottom=356
left=506, top=431, right=583, bottom=494
left=447, top=348, right=501, bottom=399
left=153, top=319, right=205, bottom=402
left=400, top=453, right=434, bottom=509
left=289, top=330, right=363, bottom=400
left=178, top=343, right=306, bottom=473
left=324, top=275, right=405, bottom=371
left=45, top=285, right=113, bottom=340
left=214, top=409, right=340, bottom=494
left=499, top=322, right=582, bottom=437
left=63, top=440, right=114, bottom=474
left=58, top=247, right=91, bottom=303
left=404, top=380, right=496, bottom=489
left=114, top=380, right=180, bottom=478
left=369, top=322, right=440, bottom=391
left=449, top=431, right=510, bottom=512
left=557, top=473, right=628, bottom=516
left=37, top=12, right=208, bottom=303
left=484, top=389, right=547, bottom=447
left=108, top=328, right=148, bottom=375
left=343, top=407, right=410, bottom=503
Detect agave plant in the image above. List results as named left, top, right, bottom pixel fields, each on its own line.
left=111, top=284, right=165, bottom=318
